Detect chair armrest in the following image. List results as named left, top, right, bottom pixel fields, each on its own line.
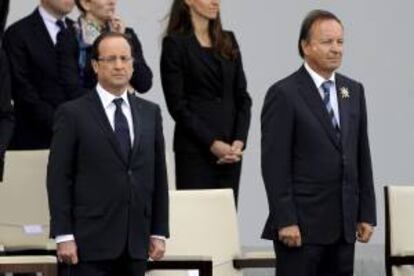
left=0, top=256, right=57, bottom=264
left=388, top=255, right=414, bottom=266
left=233, top=250, right=276, bottom=269
left=147, top=255, right=213, bottom=276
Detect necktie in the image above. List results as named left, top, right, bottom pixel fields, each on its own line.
left=55, top=19, right=66, bottom=44
left=56, top=19, right=66, bottom=31
left=113, top=98, right=131, bottom=159
left=321, top=81, right=340, bottom=137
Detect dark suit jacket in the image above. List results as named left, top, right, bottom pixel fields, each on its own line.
left=56, top=25, right=153, bottom=96
left=261, top=66, right=376, bottom=244
left=160, top=31, right=251, bottom=154
left=0, top=48, right=14, bottom=181
left=3, top=9, right=80, bottom=149
left=47, top=90, right=169, bottom=261
left=0, top=0, right=9, bottom=37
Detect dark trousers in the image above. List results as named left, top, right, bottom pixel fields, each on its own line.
left=175, top=152, right=241, bottom=204
left=58, top=251, right=147, bottom=276
left=274, top=240, right=355, bottom=276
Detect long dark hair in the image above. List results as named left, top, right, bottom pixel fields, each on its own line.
left=165, top=0, right=238, bottom=60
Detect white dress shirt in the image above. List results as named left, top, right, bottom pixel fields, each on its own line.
left=56, top=84, right=164, bottom=244
left=96, top=84, right=135, bottom=144
left=304, top=62, right=341, bottom=127
left=38, top=6, right=67, bottom=45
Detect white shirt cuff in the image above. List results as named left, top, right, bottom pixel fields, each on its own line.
left=55, top=234, right=75, bottom=243
left=150, top=235, right=166, bottom=241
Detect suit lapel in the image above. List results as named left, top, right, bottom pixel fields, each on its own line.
left=297, top=66, right=341, bottom=150
left=128, top=94, right=142, bottom=160
left=218, top=55, right=232, bottom=94
left=335, top=75, right=351, bottom=149
left=189, top=35, right=222, bottom=86
left=87, top=91, right=128, bottom=166
left=31, top=9, right=55, bottom=50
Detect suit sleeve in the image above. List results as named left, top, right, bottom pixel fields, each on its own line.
left=126, top=28, right=153, bottom=93
left=229, top=32, right=251, bottom=144
left=261, top=85, right=297, bottom=231
left=357, top=84, right=377, bottom=225
left=56, top=27, right=87, bottom=99
left=0, top=49, right=14, bottom=152
left=47, top=104, right=78, bottom=237
left=160, top=36, right=216, bottom=148
left=150, top=105, right=169, bottom=237
left=0, top=49, right=14, bottom=181
left=3, top=27, right=54, bottom=128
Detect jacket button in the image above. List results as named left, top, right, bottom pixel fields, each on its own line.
left=128, top=170, right=132, bottom=176
left=216, top=97, right=222, bottom=103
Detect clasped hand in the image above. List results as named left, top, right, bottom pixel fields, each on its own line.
left=210, top=140, right=244, bottom=164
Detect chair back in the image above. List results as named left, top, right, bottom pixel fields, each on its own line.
left=148, top=189, right=242, bottom=276
left=384, top=186, right=414, bottom=276
left=0, top=150, right=55, bottom=251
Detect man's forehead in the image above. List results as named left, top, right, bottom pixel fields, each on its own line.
left=309, top=19, right=343, bottom=38
left=312, top=19, right=343, bottom=32
left=99, top=37, right=132, bottom=54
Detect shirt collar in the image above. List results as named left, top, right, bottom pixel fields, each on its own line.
left=38, top=6, right=66, bottom=26
left=96, top=83, right=130, bottom=109
left=304, top=62, right=336, bottom=89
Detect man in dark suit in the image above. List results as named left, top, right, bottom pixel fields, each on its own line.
left=261, top=10, right=376, bottom=276
left=0, top=0, right=14, bottom=181
left=2, top=0, right=80, bottom=149
left=47, top=32, right=169, bottom=276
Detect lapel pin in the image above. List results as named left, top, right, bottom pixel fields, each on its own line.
left=340, top=87, right=350, bottom=99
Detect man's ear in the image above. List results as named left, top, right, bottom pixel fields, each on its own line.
left=92, top=60, right=99, bottom=74
left=301, top=39, right=309, bottom=57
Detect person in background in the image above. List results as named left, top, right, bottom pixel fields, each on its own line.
left=57, top=0, right=152, bottom=96
left=3, top=0, right=78, bottom=150
left=160, top=0, right=251, bottom=205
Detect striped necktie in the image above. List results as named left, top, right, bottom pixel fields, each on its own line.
left=321, top=81, right=340, bottom=137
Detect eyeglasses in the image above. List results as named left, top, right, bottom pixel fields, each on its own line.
left=97, top=55, right=134, bottom=65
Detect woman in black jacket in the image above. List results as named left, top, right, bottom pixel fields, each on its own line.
left=161, top=0, right=251, bottom=204
left=58, top=0, right=152, bottom=95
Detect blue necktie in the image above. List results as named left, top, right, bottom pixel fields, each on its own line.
left=113, top=98, right=131, bottom=159
left=321, top=81, right=340, bottom=137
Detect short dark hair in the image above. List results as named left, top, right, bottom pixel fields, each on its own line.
left=91, top=32, right=134, bottom=61
left=74, top=0, right=86, bottom=14
left=298, top=9, right=343, bottom=58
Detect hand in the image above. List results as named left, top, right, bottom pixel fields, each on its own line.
left=278, top=225, right=302, bottom=247
left=217, top=153, right=240, bottom=164
left=217, top=140, right=244, bottom=164
left=148, top=237, right=166, bottom=261
left=356, top=222, right=374, bottom=243
left=231, top=140, right=244, bottom=154
left=210, top=140, right=232, bottom=159
left=109, top=15, right=126, bottom=33
left=57, top=240, right=78, bottom=265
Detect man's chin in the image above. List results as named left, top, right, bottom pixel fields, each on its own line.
left=327, top=63, right=341, bottom=72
